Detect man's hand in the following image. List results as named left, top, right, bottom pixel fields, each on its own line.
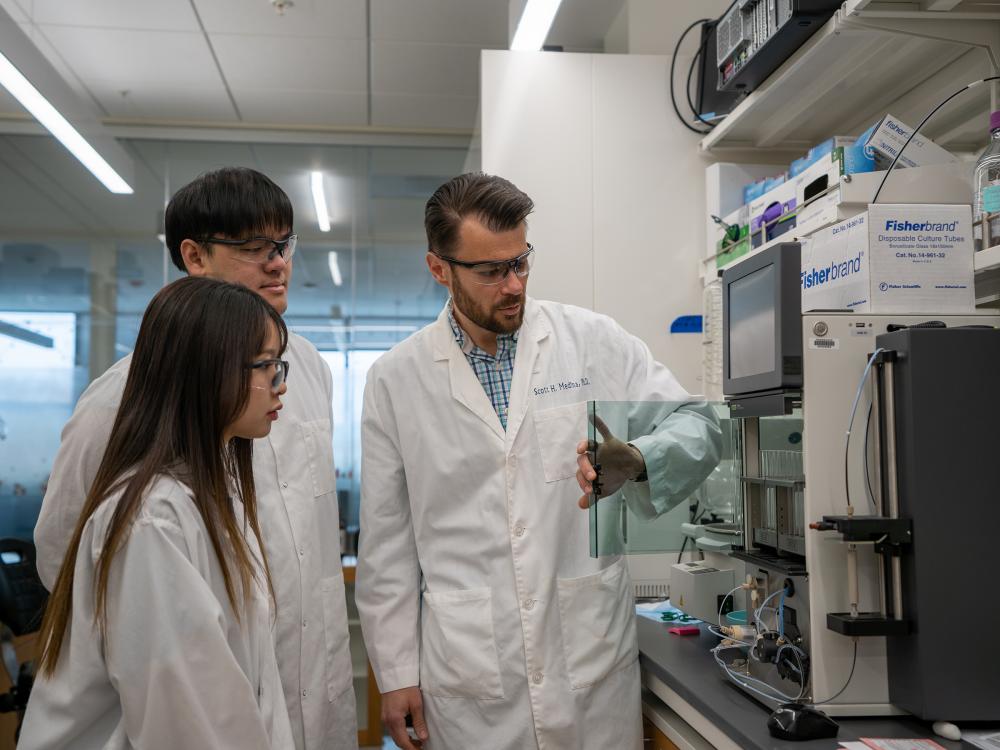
left=381, top=686, right=428, bottom=750
left=576, top=416, right=646, bottom=509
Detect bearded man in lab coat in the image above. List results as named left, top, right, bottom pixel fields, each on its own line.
left=356, top=172, right=723, bottom=750
left=33, top=167, right=358, bottom=750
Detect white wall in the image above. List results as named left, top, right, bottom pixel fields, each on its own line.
left=482, top=50, right=707, bottom=393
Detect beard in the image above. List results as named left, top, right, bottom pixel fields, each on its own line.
left=451, top=273, right=524, bottom=335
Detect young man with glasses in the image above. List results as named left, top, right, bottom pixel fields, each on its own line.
left=356, top=172, right=722, bottom=750
left=34, top=167, right=358, bottom=750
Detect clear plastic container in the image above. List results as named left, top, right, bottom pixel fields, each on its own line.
left=973, top=110, right=1000, bottom=251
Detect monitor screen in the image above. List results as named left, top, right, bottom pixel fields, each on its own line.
left=728, top=264, right=776, bottom=380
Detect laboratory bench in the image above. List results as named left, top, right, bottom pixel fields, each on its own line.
left=637, top=615, right=978, bottom=750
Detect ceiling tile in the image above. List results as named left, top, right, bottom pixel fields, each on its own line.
left=0, top=0, right=27, bottom=22
left=371, top=92, right=478, bottom=130
left=20, top=0, right=199, bottom=31
left=230, top=89, right=368, bottom=127
left=39, top=26, right=226, bottom=92
left=193, top=0, right=366, bottom=38
left=371, top=41, right=487, bottom=97
left=1, top=21, right=110, bottom=113
left=370, top=0, right=506, bottom=46
left=211, top=35, right=367, bottom=93
left=95, top=86, right=239, bottom=121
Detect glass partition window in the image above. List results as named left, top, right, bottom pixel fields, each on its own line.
left=0, top=138, right=468, bottom=542
left=587, top=401, right=741, bottom=558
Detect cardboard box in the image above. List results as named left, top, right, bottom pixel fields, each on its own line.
left=801, top=204, right=975, bottom=313
left=862, top=113, right=957, bottom=169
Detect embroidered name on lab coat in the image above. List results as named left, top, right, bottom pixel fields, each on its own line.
left=533, top=376, right=591, bottom=396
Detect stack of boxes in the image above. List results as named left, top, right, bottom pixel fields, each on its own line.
left=709, top=113, right=962, bottom=273
left=703, top=113, right=976, bottom=401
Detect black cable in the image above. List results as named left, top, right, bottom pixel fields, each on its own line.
left=686, top=23, right=716, bottom=129
left=670, top=18, right=713, bottom=134
left=862, top=402, right=877, bottom=514
left=872, top=76, right=1000, bottom=203
left=812, top=641, right=858, bottom=705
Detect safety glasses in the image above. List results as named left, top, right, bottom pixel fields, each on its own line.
left=433, top=245, right=534, bottom=286
left=249, top=358, right=290, bottom=392
left=201, top=234, right=298, bottom=266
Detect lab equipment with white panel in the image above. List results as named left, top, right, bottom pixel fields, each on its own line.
left=717, top=240, right=1000, bottom=722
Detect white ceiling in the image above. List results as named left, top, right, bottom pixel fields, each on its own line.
left=0, top=0, right=625, bottom=242
left=0, top=0, right=624, bottom=131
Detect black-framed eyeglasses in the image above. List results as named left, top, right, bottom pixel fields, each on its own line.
left=249, top=358, right=290, bottom=392
left=432, top=245, right=534, bottom=286
left=200, top=234, right=298, bottom=265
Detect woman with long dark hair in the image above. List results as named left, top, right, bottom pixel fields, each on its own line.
left=20, top=277, right=294, bottom=749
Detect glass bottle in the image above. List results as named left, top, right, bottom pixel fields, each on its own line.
left=973, top=110, right=1000, bottom=251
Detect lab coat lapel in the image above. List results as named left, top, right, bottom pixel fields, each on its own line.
left=505, top=299, right=550, bottom=449
left=430, top=307, right=505, bottom=442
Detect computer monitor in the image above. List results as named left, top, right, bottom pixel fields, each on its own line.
left=722, top=242, right=803, bottom=396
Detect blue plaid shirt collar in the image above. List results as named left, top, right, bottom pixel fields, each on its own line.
left=447, top=301, right=519, bottom=429
left=447, top=301, right=519, bottom=359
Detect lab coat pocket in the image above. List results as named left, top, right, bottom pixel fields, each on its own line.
left=533, top=401, right=587, bottom=483
left=556, top=557, right=638, bottom=689
left=321, top=573, right=353, bottom=701
left=420, top=587, right=504, bottom=699
left=300, top=418, right=336, bottom=498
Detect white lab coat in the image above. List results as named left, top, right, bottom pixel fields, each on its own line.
left=356, top=298, right=722, bottom=750
left=20, top=475, right=295, bottom=750
left=33, top=333, right=357, bottom=750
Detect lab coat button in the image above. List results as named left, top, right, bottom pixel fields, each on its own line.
left=531, top=672, right=543, bottom=684
left=523, top=599, right=534, bottom=611
left=302, top=689, right=307, bottom=697
left=513, top=524, right=525, bottom=537
left=281, top=481, right=289, bottom=489
left=302, top=619, right=307, bottom=628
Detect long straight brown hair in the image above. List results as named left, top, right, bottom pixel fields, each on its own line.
left=37, top=276, right=288, bottom=676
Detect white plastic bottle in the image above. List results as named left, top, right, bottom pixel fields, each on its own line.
left=973, top=110, right=1000, bottom=251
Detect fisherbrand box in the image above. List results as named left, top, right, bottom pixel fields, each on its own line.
left=800, top=204, right=975, bottom=313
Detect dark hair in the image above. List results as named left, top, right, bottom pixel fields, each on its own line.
left=38, top=276, right=287, bottom=675
left=164, top=167, right=294, bottom=272
left=424, top=172, right=534, bottom=256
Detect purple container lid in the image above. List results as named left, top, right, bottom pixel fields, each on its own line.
left=991, top=110, right=1000, bottom=132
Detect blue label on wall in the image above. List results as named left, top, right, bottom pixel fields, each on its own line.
left=669, top=315, right=703, bottom=334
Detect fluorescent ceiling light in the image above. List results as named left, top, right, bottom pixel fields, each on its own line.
left=0, top=51, right=132, bottom=194
left=311, top=171, right=331, bottom=232
left=511, top=0, right=563, bottom=51
left=327, top=251, right=342, bottom=286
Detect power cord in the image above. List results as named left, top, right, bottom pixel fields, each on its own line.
left=811, top=640, right=859, bottom=706
left=872, top=76, right=1000, bottom=203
